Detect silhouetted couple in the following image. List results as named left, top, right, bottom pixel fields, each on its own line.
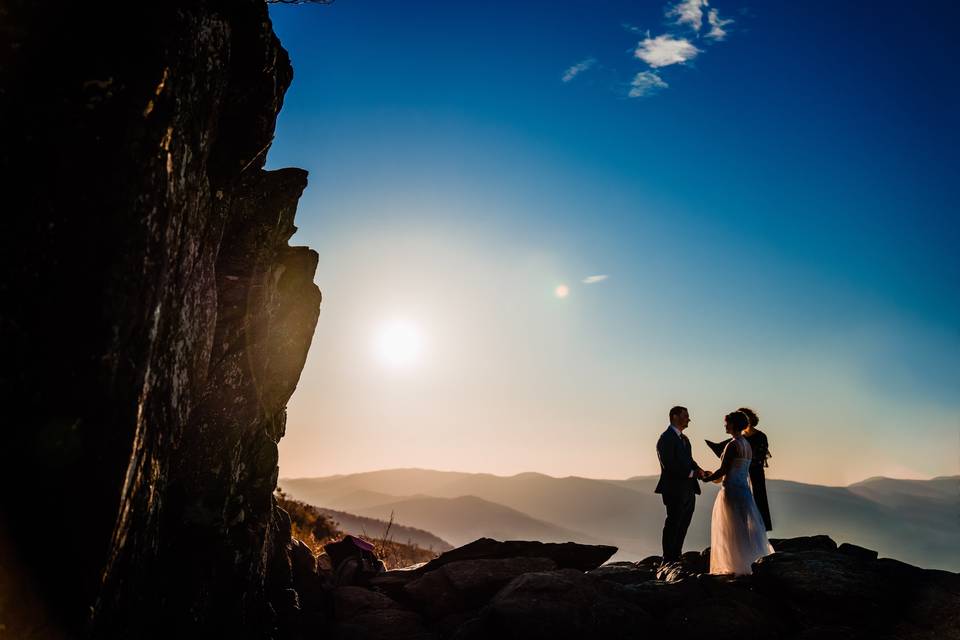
left=654, top=405, right=774, bottom=575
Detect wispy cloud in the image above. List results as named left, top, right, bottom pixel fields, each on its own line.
left=635, top=35, right=701, bottom=68
left=628, top=71, right=668, bottom=98
left=668, top=0, right=708, bottom=31
left=562, top=58, right=596, bottom=83
left=567, top=1, right=736, bottom=100
left=582, top=275, right=610, bottom=284
left=706, top=8, right=734, bottom=41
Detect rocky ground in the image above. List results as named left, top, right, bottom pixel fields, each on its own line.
left=287, top=535, right=960, bottom=640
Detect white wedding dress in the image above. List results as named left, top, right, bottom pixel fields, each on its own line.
left=709, top=436, right=774, bottom=575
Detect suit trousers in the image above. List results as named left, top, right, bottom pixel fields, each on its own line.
left=749, top=465, right=773, bottom=531
left=661, top=490, right=696, bottom=562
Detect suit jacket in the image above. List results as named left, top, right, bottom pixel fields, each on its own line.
left=654, top=427, right=701, bottom=495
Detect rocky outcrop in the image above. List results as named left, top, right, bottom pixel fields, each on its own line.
left=323, top=536, right=960, bottom=640
left=0, top=1, right=319, bottom=637
left=410, top=537, right=618, bottom=573
left=459, top=568, right=654, bottom=640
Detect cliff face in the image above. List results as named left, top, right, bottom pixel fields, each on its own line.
left=0, top=1, right=319, bottom=637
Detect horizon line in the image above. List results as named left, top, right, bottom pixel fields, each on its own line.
left=278, top=466, right=959, bottom=488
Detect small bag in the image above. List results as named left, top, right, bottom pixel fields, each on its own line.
left=323, top=535, right=385, bottom=586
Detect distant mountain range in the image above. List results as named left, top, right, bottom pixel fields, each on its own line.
left=279, top=469, right=960, bottom=570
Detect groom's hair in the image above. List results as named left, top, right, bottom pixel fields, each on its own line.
left=738, top=407, right=759, bottom=427
left=668, top=406, right=687, bottom=421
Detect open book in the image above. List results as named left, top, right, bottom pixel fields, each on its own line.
left=705, top=438, right=731, bottom=458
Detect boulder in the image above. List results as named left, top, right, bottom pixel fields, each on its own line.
left=443, top=556, right=558, bottom=594
left=368, top=562, right=437, bottom=600
left=874, top=558, right=960, bottom=640
left=290, top=539, right=327, bottom=613
left=333, top=586, right=405, bottom=621
left=403, top=558, right=556, bottom=619
left=656, top=554, right=705, bottom=583
left=332, top=587, right=437, bottom=640
left=369, top=571, right=421, bottom=600
left=290, top=538, right=317, bottom=579
left=793, top=627, right=870, bottom=640
left=753, top=550, right=960, bottom=638
left=588, top=562, right=658, bottom=586
left=752, top=551, right=895, bottom=627
left=623, top=578, right=704, bottom=618
left=663, top=597, right=784, bottom=640
left=402, top=568, right=463, bottom=620
left=404, top=557, right=557, bottom=619
left=463, top=569, right=655, bottom=639
left=694, top=573, right=789, bottom=631
left=433, top=611, right=480, bottom=638
left=414, top=538, right=616, bottom=574
left=696, top=572, right=758, bottom=599
left=769, top=535, right=837, bottom=553
left=837, top=542, right=878, bottom=561
left=318, top=552, right=333, bottom=571
left=335, top=609, right=437, bottom=640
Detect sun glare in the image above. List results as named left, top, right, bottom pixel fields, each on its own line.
left=374, top=319, right=424, bottom=369
left=554, top=284, right=570, bottom=298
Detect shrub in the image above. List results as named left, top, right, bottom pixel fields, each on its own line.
left=274, top=487, right=437, bottom=570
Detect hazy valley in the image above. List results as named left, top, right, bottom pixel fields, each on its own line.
left=280, top=469, right=959, bottom=570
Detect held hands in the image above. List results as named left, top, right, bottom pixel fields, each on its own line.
left=696, top=469, right=710, bottom=481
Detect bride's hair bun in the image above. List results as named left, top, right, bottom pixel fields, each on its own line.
left=725, top=411, right=750, bottom=431
left=737, top=407, right=759, bottom=427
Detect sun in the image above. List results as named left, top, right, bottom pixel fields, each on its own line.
left=374, top=319, right=424, bottom=369
left=554, top=284, right=570, bottom=298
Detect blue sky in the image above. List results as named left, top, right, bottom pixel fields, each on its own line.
left=267, top=0, right=959, bottom=484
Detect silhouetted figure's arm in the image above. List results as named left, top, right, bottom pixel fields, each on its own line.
left=702, top=441, right=736, bottom=483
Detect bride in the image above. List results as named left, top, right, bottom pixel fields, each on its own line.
left=702, top=411, right=774, bottom=575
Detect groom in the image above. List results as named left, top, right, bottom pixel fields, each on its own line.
left=654, top=406, right=705, bottom=563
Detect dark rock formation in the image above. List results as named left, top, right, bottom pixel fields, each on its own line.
left=622, top=577, right=704, bottom=618
left=412, top=538, right=617, bottom=573
left=769, top=535, right=838, bottom=553
left=333, top=587, right=435, bottom=640
left=837, top=542, right=879, bottom=561
left=368, top=538, right=615, bottom=602
left=0, top=1, right=320, bottom=637
left=753, top=550, right=960, bottom=637
left=587, top=560, right=657, bottom=586
left=458, top=568, right=655, bottom=640
left=656, top=549, right=709, bottom=582
left=404, top=557, right=557, bottom=619
left=329, top=536, right=960, bottom=640
left=662, top=596, right=779, bottom=640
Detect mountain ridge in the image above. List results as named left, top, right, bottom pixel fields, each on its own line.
left=350, top=494, right=600, bottom=548
left=280, top=469, right=959, bottom=570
